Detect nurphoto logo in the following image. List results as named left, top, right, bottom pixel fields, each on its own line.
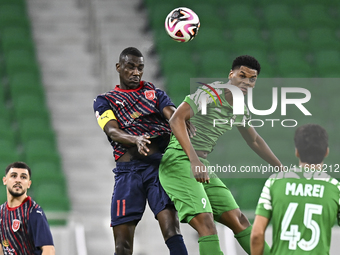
left=197, top=82, right=312, bottom=128
left=199, top=82, right=311, bottom=116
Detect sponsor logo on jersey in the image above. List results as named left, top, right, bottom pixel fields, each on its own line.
left=12, top=219, right=20, bottom=232
left=130, top=112, right=142, bottom=119
left=144, top=90, right=156, bottom=100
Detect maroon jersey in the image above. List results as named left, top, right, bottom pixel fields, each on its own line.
left=93, top=81, right=175, bottom=160
left=0, top=196, right=54, bottom=255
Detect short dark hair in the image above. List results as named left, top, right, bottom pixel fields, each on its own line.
left=119, top=47, right=143, bottom=62
left=294, top=124, right=328, bottom=164
left=232, top=55, right=261, bottom=75
left=5, top=162, right=31, bottom=178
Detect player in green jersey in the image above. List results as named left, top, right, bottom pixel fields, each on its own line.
left=159, top=55, right=282, bottom=255
left=251, top=124, right=340, bottom=255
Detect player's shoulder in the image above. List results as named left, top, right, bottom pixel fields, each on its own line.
left=142, top=80, right=156, bottom=90
left=265, top=170, right=302, bottom=187
left=189, top=81, right=224, bottom=104
left=94, top=90, right=114, bottom=102
left=0, top=202, right=6, bottom=211
left=267, top=169, right=340, bottom=186
left=27, top=197, right=38, bottom=209
left=28, top=200, right=47, bottom=217
left=310, top=171, right=340, bottom=188
left=194, top=81, right=225, bottom=95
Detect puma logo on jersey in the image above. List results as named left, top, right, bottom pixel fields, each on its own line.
left=36, top=210, right=43, bottom=215
left=116, top=100, right=125, bottom=107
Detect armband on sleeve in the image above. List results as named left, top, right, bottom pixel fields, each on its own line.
left=96, top=110, right=117, bottom=129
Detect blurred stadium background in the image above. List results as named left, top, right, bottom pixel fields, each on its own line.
left=0, top=0, right=339, bottom=254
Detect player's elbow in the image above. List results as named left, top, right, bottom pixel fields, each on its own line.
left=251, top=227, right=265, bottom=244
left=168, top=113, right=181, bottom=128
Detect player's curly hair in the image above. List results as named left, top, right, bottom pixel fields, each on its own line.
left=294, top=124, right=328, bottom=164
left=119, top=47, right=143, bottom=61
left=232, top=55, right=261, bottom=75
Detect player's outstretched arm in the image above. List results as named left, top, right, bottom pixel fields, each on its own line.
left=251, top=215, right=269, bottom=255
left=0, top=244, right=3, bottom=255
left=237, top=126, right=282, bottom=167
left=169, top=102, right=209, bottom=183
left=104, top=120, right=151, bottom=156
left=41, top=245, right=55, bottom=255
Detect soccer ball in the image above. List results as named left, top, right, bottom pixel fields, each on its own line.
left=165, top=7, right=200, bottom=42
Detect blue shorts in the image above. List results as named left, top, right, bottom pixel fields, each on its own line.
left=110, top=152, right=173, bottom=227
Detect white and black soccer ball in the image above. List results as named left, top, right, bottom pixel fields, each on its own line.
left=165, top=7, right=200, bottom=42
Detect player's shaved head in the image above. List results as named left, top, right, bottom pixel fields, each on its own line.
left=232, top=55, right=261, bottom=75
left=294, top=124, right=328, bottom=164
left=119, top=47, right=143, bottom=63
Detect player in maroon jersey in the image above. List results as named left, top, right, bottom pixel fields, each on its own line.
left=0, top=162, right=55, bottom=255
left=93, top=47, right=188, bottom=255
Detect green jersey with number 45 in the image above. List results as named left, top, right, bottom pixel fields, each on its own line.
left=256, top=169, right=340, bottom=255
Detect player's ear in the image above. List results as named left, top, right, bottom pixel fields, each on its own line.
left=28, top=180, right=32, bottom=189
left=324, top=147, right=329, bottom=158
left=295, top=148, right=300, bottom=158
left=228, top=69, right=233, bottom=79
left=116, top=63, right=121, bottom=73
left=3, top=176, right=6, bottom=185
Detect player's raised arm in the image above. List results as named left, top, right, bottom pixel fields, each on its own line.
left=169, top=101, right=209, bottom=183
left=237, top=125, right=282, bottom=167
left=0, top=244, right=3, bottom=255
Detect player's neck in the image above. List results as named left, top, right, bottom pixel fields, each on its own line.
left=118, top=81, right=141, bottom=91
left=7, top=194, right=28, bottom=208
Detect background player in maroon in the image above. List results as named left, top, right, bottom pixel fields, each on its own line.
left=93, top=47, right=188, bottom=255
left=0, top=162, right=55, bottom=255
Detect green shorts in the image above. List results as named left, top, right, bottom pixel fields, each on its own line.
left=159, top=148, right=239, bottom=223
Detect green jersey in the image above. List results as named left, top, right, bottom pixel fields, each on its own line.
left=167, top=81, right=250, bottom=152
left=256, top=169, right=340, bottom=254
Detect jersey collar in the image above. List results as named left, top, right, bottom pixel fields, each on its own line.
left=6, top=196, right=31, bottom=211
left=115, top=81, right=144, bottom=92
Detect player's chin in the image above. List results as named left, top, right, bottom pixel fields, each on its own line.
left=9, top=190, right=25, bottom=197
left=129, top=81, right=140, bottom=88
